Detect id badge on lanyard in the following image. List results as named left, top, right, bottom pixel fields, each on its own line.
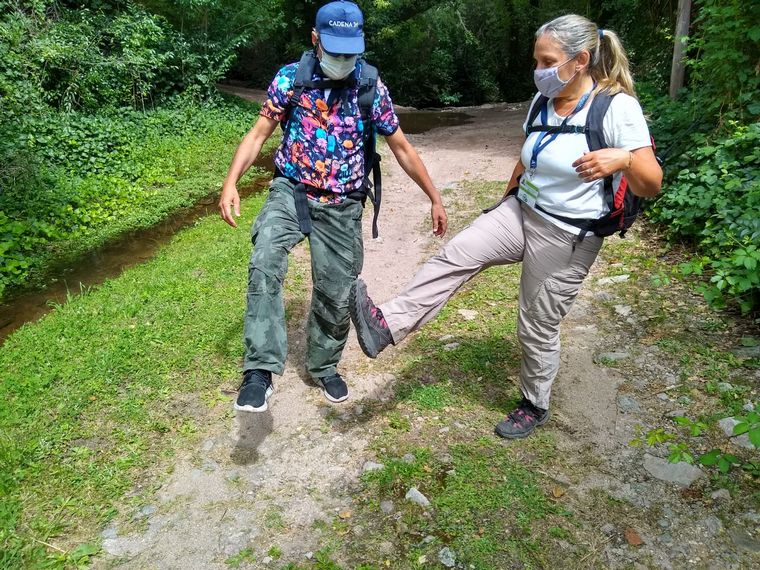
left=517, top=173, right=540, bottom=208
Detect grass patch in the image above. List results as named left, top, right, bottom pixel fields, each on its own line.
left=0, top=190, right=270, bottom=568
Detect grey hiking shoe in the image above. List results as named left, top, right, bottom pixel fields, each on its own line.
left=494, top=398, right=550, bottom=439
left=315, top=373, right=349, bottom=403
left=349, top=278, right=394, bottom=358
left=234, top=369, right=274, bottom=412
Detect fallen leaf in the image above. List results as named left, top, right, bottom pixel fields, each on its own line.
left=417, top=555, right=427, bottom=564
left=624, top=527, right=644, bottom=546
left=551, top=486, right=566, bottom=498
left=423, top=465, right=432, bottom=473
left=338, top=509, right=352, bottom=519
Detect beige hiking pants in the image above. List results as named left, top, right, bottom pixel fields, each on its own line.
left=380, top=196, right=603, bottom=410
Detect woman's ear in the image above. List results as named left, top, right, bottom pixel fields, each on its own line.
left=576, top=49, right=591, bottom=71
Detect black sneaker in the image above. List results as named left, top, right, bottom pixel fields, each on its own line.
left=494, top=398, right=550, bottom=439
left=349, top=278, right=394, bottom=358
left=315, top=373, right=349, bottom=403
left=234, top=369, right=274, bottom=412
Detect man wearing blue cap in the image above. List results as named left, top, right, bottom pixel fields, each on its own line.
left=219, top=1, right=447, bottom=412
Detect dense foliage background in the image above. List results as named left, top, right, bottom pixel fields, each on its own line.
left=0, top=0, right=758, bottom=308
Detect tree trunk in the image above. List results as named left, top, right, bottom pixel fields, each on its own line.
left=669, top=0, right=692, bottom=99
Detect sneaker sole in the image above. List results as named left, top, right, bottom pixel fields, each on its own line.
left=349, top=280, right=380, bottom=359
left=494, top=410, right=551, bottom=439
left=315, top=378, right=349, bottom=404
left=234, top=385, right=274, bottom=413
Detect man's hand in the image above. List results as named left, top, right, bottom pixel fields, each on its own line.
left=219, top=185, right=241, bottom=228
left=432, top=202, right=448, bottom=236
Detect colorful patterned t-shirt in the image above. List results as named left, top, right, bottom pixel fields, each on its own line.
left=260, top=61, right=400, bottom=203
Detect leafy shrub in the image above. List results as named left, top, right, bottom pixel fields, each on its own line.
left=0, top=97, right=259, bottom=298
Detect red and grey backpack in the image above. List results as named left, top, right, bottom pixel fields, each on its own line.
left=524, top=91, right=645, bottom=239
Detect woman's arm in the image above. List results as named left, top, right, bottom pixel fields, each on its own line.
left=572, top=146, right=662, bottom=198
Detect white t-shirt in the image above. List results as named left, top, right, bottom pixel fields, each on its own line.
left=520, top=91, right=652, bottom=235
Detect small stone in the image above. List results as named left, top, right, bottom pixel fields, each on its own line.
left=595, top=291, right=614, bottom=301
left=614, top=304, right=633, bottom=317
left=711, top=488, right=731, bottom=501
left=457, top=309, right=479, bottom=320
left=624, top=527, right=644, bottom=546
left=453, top=422, right=465, bottom=429
left=362, top=461, right=385, bottom=473
left=598, top=275, right=630, bottom=285
left=201, top=438, right=215, bottom=452
left=201, top=459, right=218, bottom=472
left=133, top=505, right=156, bottom=520
left=423, top=535, right=435, bottom=543
left=402, top=453, right=416, bottom=463
left=732, top=345, right=760, bottom=360
left=439, top=427, right=450, bottom=434
left=617, top=395, right=641, bottom=414
left=438, top=334, right=455, bottom=342
left=657, top=393, right=670, bottom=401
left=438, top=547, right=456, bottom=567
left=659, top=533, right=673, bottom=544
left=354, top=405, right=364, bottom=415
left=596, top=351, right=631, bottom=363
left=717, top=382, right=735, bottom=394
left=378, top=542, right=394, bottom=556
left=305, top=551, right=314, bottom=559
left=601, top=523, right=616, bottom=535
left=658, top=519, right=670, bottom=529
left=353, top=525, right=365, bottom=536
left=703, top=515, right=723, bottom=536
left=101, top=526, right=118, bottom=540
left=380, top=500, right=395, bottom=514
left=729, top=528, right=760, bottom=553
left=718, top=417, right=740, bottom=438
left=676, top=395, right=692, bottom=405
left=665, top=409, right=687, bottom=419
left=405, top=486, right=431, bottom=507
left=443, top=342, right=461, bottom=351
left=743, top=402, right=756, bottom=412
left=262, top=556, right=273, bottom=564
left=643, top=454, right=704, bottom=487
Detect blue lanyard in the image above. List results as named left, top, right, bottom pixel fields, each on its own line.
left=529, top=89, right=593, bottom=173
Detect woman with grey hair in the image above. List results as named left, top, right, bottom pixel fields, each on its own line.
left=350, top=14, right=663, bottom=439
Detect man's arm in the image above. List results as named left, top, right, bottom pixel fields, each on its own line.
left=219, top=115, right=280, bottom=228
left=384, top=127, right=448, bottom=236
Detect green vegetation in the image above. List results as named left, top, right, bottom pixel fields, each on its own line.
left=0, top=192, right=266, bottom=568
left=641, top=0, right=760, bottom=313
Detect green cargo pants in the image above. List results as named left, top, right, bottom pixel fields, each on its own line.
left=243, top=177, right=364, bottom=379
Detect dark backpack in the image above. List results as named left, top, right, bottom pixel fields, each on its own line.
left=283, top=50, right=383, bottom=238
left=524, top=91, right=642, bottom=238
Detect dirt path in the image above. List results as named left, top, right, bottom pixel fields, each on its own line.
left=97, top=98, right=758, bottom=568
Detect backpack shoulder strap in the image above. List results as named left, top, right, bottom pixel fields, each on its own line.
left=586, top=90, right=618, bottom=214
left=585, top=90, right=616, bottom=151
left=282, top=51, right=319, bottom=132
left=525, top=94, right=549, bottom=136
left=357, top=59, right=379, bottom=123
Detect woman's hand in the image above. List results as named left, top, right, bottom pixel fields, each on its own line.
left=572, top=148, right=630, bottom=182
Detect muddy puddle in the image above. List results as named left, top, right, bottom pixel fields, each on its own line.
left=397, top=110, right=473, bottom=134
left=0, top=109, right=471, bottom=343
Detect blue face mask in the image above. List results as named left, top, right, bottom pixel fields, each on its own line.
left=533, top=58, right=578, bottom=98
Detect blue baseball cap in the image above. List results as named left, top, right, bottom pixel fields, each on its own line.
left=315, top=1, right=365, bottom=55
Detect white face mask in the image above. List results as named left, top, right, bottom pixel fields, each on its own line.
left=533, top=58, right=578, bottom=98
left=319, top=51, right=358, bottom=80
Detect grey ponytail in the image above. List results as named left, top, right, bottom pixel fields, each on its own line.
left=536, top=14, right=636, bottom=97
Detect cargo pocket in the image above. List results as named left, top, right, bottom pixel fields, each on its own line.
left=528, top=277, right=582, bottom=325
